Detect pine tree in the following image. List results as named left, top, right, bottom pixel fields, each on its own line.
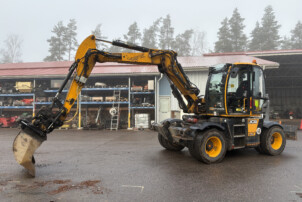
left=159, top=15, right=174, bottom=49
left=229, top=8, right=247, bottom=52
left=172, top=29, right=193, bottom=56
left=281, top=36, right=292, bottom=50
left=92, top=24, right=108, bottom=50
left=142, top=18, right=161, bottom=49
left=249, top=21, right=264, bottom=51
left=44, top=21, right=67, bottom=61
left=290, top=21, right=302, bottom=49
left=123, top=22, right=141, bottom=44
left=214, top=18, right=232, bottom=53
left=260, top=5, right=281, bottom=50
left=65, top=19, right=78, bottom=61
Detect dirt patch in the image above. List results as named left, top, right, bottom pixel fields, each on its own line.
left=78, top=180, right=100, bottom=187
left=53, top=180, right=71, bottom=184
left=12, top=179, right=106, bottom=195
left=296, top=192, right=302, bottom=198
left=13, top=179, right=71, bottom=191
left=48, top=180, right=103, bottom=195
left=48, top=184, right=72, bottom=195
left=0, top=181, right=8, bottom=186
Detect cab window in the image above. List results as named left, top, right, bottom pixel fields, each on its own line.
left=252, top=67, right=265, bottom=113
left=227, top=67, right=250, bottom=114
left=207, top=72, right=224, bottom=111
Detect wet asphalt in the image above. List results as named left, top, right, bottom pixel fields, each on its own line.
left=0, top=128, right=302, bottom=202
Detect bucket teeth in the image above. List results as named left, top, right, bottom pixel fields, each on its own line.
left=13, top=131, right=43, bottom=177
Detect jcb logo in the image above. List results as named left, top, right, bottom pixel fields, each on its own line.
left=249, top=120, right=257, bottom=124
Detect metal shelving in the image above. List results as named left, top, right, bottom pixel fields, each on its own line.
left=0, top=106, right=33, bottom=109
left=130, top=106, right=155, bottom=109
left=0, top=93, right=34, bottom=97
left=130, top=92, right=154, bottom=95
left=44, top=87, right=129, bottom=93
left=82, top=87, right=129, bottom=91
left=0, top=93, right=35, bottom=110
left=0, top=77, right=157, bottom=129
left=34, top=101, right=129, bottom=105
left=81, top=101, right=129, bottom=104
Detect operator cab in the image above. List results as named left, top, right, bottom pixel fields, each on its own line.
left=205, top=62, right=266, bottom=116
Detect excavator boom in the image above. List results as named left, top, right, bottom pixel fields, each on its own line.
left=13, top=35, right=202, bottom=176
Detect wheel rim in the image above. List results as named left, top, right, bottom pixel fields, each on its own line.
left=271, top=132, right=282, bottom=150
left=205, top=136, right=222, bottom=158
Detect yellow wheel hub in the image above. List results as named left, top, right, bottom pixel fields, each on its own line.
left=205, top=136, right=222, bottom=158
left=271, top=132, right=282, bottom=150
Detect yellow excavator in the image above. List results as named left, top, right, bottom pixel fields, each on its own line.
left=13, top=35, right=288, bottom=176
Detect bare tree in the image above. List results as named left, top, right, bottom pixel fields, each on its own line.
left=191, top=30, right=207, bottom=56
left=1, top=34, right=23, bottom=63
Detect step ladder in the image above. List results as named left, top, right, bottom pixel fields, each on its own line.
left=233, top=124, right=246, bottom=149
left=110, top=90, right=121, bottom=131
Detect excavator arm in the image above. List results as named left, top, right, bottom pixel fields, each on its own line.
left=13, top=35, right=202, bottom=176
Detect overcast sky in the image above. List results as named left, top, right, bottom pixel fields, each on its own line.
left=1, top=0, right=302, bottom=62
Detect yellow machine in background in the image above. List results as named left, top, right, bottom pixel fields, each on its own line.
left=15, top=82, right=32, bottom=93
left=13, top=35, right=288, bottom=176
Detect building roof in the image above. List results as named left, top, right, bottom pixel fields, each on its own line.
left=0, top=54, right=279, bottom=78
left=204, top=49, right=302, bottom=67
left=178, top=55, right=279, bottom=70
left=0, top=61, right=159, bottom=78
left=204, top=49, right=302, bottom=57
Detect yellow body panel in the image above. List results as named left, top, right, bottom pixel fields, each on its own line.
left=247, top=119, right=259, bottom=136
left=63, top=36, right=96, bottom=115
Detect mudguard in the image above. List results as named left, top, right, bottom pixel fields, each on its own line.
left=153, top=118, right=182, bottom=142
left=263, top=120, right=283, bottom=130
left=189, top=122, right=225, bottom=138
left=264, top=120, right=297, bottom=140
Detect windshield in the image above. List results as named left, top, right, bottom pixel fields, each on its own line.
left=253, top=67, right=265, bottom=98
left=209, top=64, right=228, bottom=72
left=207, top=72, right=225, bottom=111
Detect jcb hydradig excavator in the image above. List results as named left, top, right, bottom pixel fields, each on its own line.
left=13, top=35, right=287, bottom=176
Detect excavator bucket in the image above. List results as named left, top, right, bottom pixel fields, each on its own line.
left=13, top=129, right=45, bottom=177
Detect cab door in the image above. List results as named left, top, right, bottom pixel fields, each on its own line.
left=226, top=66, right=252, bottom=114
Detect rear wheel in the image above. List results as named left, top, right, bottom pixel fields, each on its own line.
left=158, top=133, right=184, bottom=151
left=191, top=129, right=227, bottom=164
left=260, top=126, right=286, bottom=156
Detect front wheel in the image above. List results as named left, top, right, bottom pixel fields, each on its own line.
left=260, top=126, right=286, bottom=156
left=158, top=133, right=184, bottom=151
left=191, top=129, right=227, bottom=164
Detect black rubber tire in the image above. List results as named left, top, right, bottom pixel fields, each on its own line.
left=255, top=128, right=267, bottom=154
left=188, top=141, right=198, bottom=159
left=260, top=126, right=286, bottom=156
left=191, top=129, right=227, bottom=164
left=255, top=146, right=265, bottom=154
left=158, top=133, right=185, bottom=151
